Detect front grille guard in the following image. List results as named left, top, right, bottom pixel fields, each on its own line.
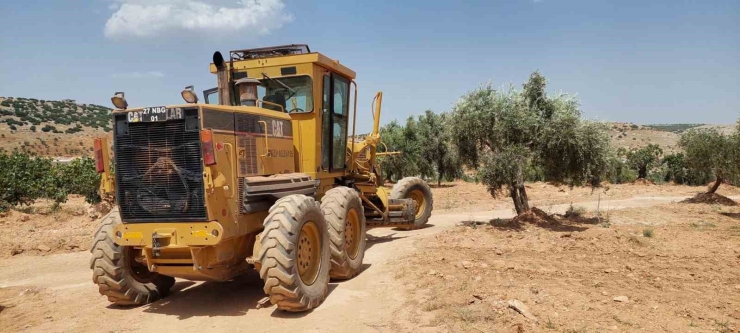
left=119, top=141, right=203, bottom=216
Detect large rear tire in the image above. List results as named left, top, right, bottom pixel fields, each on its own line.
left=89, top=208, right=175, bottom=306
left=391, top=177, right=433, bottom=230
left=321, top=187, right=366, bottom=280
left=258, top=195, right=331, bottom=312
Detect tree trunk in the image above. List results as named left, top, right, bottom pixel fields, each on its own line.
left=518, top=185, right=530, bottom=212
left=510, top=185, right=531, bottom=216
left=510, top=188, right=522, bottom=215
left=708, top=176, right=722, bottom=194
left=638, top=166, right=647, bottom=179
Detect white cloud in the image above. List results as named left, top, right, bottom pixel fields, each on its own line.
left=104, top=0, right=292, bottom=39
left=111, top=71, right=165, bottom=79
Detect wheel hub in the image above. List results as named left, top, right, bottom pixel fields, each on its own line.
left=345, top=208, right=361, bottom=259
left=409, top=190, right=426, bottom=219
left=297, top=221, right=321, bottom=285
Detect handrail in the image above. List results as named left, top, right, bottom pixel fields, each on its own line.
left=350, top=80, right=359, bottom=173
left=258, top=121, right=270, bottom=157
left=223, top=143, right=236, bottom=198
left=257, top=100, right=285, bottom=113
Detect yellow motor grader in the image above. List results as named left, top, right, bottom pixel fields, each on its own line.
left=90, top=44, right=433, bottom=311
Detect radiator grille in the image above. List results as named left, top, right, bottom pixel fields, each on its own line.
left=115, top=114, right=207, bottom=222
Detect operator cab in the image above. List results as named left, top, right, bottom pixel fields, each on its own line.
left=203, top=75, right=313, bottom=113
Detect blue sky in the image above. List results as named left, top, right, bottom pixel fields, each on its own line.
left=0, top=0, right=738, bottom=133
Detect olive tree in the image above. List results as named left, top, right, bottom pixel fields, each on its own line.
left=379, top=118, right=422, bottom=182
left=626, top=144, right=663, bottom=179
left=450, top=72, right=610, bottom=215
left=416, top=111, right=462, bottom=186
left=679, top=128, right=738, bottom=193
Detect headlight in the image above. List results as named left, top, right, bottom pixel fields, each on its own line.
left=111, top=92, right=128, bottom=110
left=181, top=85, right=199, bottom=104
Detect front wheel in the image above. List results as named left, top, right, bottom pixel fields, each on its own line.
left=258, top=195, right=331, bottom=312
left=321, top=187, right=367, bottom=280
left=89, top=208, right=175, bottom=306
left=391, top=177, right=433, bottom=230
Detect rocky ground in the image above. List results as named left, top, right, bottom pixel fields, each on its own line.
left=393, top=202, right=740, bottom=332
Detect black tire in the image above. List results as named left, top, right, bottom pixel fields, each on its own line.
left=89, top=208, right=175, bottom=306
left=391, top=177, right=433, bottom=230
left=321, top=187, right=366, bottom=280
left=258, top=195, right=331, bottom=312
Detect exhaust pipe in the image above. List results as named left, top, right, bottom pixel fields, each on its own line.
left=213, top=51, right=232, bottom=106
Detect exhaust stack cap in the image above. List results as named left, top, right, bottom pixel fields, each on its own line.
left=213, top=51, right=225, bottom=70
left=235, top=78, right=260, bottom=107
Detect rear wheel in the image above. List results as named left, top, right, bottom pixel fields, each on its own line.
left=258, top=195, right=331, bottom=312
left=321, top=187, right=366, bottom=280
left=391, top=177, right=433, bottom=230
left=89, top=208, right=175, bottom=306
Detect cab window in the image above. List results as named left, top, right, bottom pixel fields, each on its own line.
left=258, top=76, right=313, bottom=113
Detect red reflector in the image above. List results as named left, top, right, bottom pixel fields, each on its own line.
left=201, top=130, right=216, bottom=165
left=94, top=138, right=105, bottom=173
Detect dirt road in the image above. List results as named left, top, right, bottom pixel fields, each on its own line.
left=0, top=195, right=723, bottom=333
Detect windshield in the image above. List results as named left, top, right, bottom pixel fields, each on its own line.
left=258, top=75, right=313, bottom=113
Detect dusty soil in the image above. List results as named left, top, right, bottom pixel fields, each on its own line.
left=0, top=183, right=738, bottom=332
left=426, top=180, right=740, bottom=215
left=392, top=203, right=740, bottom=332
left=682, top=192, right=739, bottom=206
left=0, top=196, right=98, bottom=258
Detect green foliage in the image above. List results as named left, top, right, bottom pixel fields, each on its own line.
left=606, top=153, right=637, bottom=184
left=416, top=111, right=462, bottom=185
left=449, top=71, right=611, bottom=214
left=478, top=144, right=530, bottom=197
left=0, top=152, right=101, bottom=210
left=0, top=152, right=66, bottom=210
left=56, top=157, right=102, bottom=204
left=41, top=124, right=57, bottom=132
left=626, top=144, right=662, bottom=179
left=679, top=128, right=738, bottom=192
left=379, top=112, right=462, bottom=184
left=647, top=164, right=668, bottom=185
left=661, top=152, right=704, bottom=185
left=647, top=123, right=704, bottom=133
left=379, top=119, right=421, bottom=182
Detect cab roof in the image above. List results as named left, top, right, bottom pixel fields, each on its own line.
left=208, top=44, right=356, bottom=80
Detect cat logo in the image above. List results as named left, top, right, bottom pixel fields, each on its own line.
left=272, top=119, right=284, bottom=137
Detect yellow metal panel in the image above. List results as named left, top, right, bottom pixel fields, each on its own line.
left=114, top=222, right=224, bottom=247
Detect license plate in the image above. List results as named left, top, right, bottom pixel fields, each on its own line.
left=127, top=107, right=184, bottom=123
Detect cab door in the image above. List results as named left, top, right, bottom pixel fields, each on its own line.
left=321, top=73, right=350, bottom=172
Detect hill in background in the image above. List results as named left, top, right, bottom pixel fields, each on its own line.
left=608, top=122, right=734, bottom=154
left=0, top=96, right=735, bottom=158
left=0, top=97, right=112, bottom=157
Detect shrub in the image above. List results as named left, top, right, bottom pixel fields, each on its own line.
left=627, top=144, right=662, bottom=179
left=56, top=157, right=101, bottom=204
left=679, top=128, right=738, bottom=193
left=0, top=153, right=101, bottom=210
